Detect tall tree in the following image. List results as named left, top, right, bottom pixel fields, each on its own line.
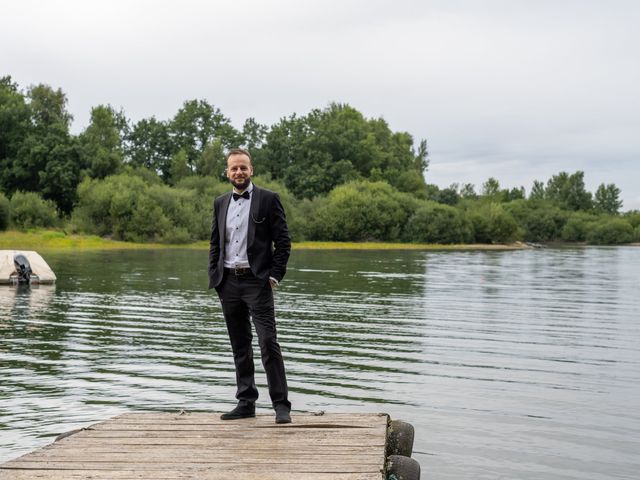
left=169, top=149, right=191, bottom=185
left=545, top=171, right=592, bottom=211
left=78, top=105, right=123, bottom=179
left=460, top=183, right=478, bottom=199
left=126, top=117, right=173, bottom=180
left=197, top=139, right=226, bottom=178
left=0, top=76, right=32, bottom=195
left=594, top=183, right=622, bottom=214
left=530, top=180, right=545, bottom=200
left=169, top=100, right=242, bottom=172
left=482, top=177, right=501, bottom=197
left=242, top=117, right=268, bottom=152
left=11, top=83, right=81, bottom=213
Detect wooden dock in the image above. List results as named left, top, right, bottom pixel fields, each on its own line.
left=0, top=412, right=389, bottom=479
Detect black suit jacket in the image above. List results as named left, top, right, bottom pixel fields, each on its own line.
left=208, top=185, right=291, bottom=289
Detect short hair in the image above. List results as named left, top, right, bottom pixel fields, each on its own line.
left=226, top=148, right=252, bottom=163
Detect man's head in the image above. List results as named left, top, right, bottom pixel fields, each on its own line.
left=226, top=148, right=253, bottom=191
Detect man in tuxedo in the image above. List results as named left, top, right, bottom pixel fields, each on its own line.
left=208, top=148, right=292, bottom=424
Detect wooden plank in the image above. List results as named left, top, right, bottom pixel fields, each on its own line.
left=52, top=437, right=384, bottom=448
left=0, top=413, right=389, bottom=479
left=10, top=451, right=384, bottom=463
left=0, top=462, right=381, bottom=473
left=93, top=415, right=387, bottom=430
left=0, top=471, right=381, bottom=480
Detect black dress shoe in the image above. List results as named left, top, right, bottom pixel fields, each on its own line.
left=220, top=403, right=255, bottom=420
left=275, top=405, right=291, bottom=424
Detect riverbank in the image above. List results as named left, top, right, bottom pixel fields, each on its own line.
left=0, top=230, right=529, bottom=251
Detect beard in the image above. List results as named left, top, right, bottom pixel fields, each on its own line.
left=229, top=177, right=250, bottom=190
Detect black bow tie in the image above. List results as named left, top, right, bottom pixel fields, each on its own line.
left=233, top=191, right=251, bottom=201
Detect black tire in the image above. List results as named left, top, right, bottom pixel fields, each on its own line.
left=387, top=419, right=415, bottom=457
left=386, top=454, right=421, bottom=480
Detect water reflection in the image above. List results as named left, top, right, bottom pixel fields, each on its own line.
left=0, top=284, right=56, bottom=319
left=1, top=247, right=639, bottom=479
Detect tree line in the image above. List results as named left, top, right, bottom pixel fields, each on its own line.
left=1, top=75, right=638, bottom=245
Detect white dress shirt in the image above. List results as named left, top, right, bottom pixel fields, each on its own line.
left=224, top=183, right=253, bottom=268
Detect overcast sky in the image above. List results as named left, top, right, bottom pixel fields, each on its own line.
left=2, top=0, right=639, bottom=209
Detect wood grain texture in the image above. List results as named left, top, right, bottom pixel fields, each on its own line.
left=1, top=413, right=389, bottom=480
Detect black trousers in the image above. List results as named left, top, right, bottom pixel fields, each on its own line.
left=216, top=270, right=290, bottom=410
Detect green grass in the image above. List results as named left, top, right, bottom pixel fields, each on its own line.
left=0, top=230, right=207, bottom=251
left=0, top=229, right=527, bottom=251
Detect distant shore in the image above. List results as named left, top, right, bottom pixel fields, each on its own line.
left=0, top=230, right=531, bottom=251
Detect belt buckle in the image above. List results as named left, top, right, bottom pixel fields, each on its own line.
left=234, top=266, right=245, bottom=276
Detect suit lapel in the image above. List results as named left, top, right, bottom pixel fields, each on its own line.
left=219, top=192, right=232, bottom=251
left=248, top=186, right=261, bottom=248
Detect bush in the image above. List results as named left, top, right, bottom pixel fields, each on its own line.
left=0, top=193, right=9, bottom=230
left=505, top=199, right=567, bottom=242
left=72, top=174, right=169, bottom=241
left=312, top=181, right=415, bottom=241
left=405, top=201, right=472, bottom=243
left=586, top=218, right=634, bottom=245
left=623, top=210, right=640, bottom=229
left=561, top=212, right=598, bottom=242
left=9, top=191, right=59, bottom=229
left=466, top=202, right=520, bottom=243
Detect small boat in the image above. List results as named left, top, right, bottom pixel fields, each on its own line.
left=0, top=250, right=57, bottom=285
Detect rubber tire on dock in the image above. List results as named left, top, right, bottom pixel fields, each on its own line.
left=386, top=454, right=421, bottom=480
left=387, top=420, right=415, bottom=457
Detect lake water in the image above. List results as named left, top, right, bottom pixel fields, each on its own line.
left=1, top=247, right=639, bottom=479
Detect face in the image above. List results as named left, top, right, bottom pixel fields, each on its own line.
left=226, top=153, right=253, bottom=190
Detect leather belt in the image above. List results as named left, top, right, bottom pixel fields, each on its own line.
left=224, top=267, right=253, bottom=277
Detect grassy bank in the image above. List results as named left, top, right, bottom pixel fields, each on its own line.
left=0, top=230, right=530, bottom=251
left=0, top=230, right=207, bottom=250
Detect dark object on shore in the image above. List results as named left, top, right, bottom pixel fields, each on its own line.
left=13, top=253, right=32, bottom=284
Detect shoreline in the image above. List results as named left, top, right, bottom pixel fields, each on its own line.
left=2, top=230, right=637, bottom=252
left=0, top=230, right=530, bottom=251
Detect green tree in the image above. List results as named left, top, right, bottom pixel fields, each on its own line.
left=242, top=118, right=268, bottom=152
left=529, top=180, right=545, bottom=200
left=0, top=192, right=9, bottom=230
left=545, top=171, right=592, bottom=211
left=261, top=103, right=427, bottom=198
left=197, top=139, right=226, bottom=178
left=0, top=76, right=32, bottom=195
left=460, top=183, right=478, bottom=199
left=427, top=184, right=460, bottom=205
left=169, top=99, right=242, bottom=171
left=78, top=105, right=123, bottom=179
left=482, top=177, right=501, bottom=198
left=169, top=150, right=192, bottom=185
left=9, top=191, right=59, bottom=229
left=12, top=84, right=81, bottom=213
left=594, top=183, right=622, bottom=214
left=126, top=117, right=173, bottom=180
